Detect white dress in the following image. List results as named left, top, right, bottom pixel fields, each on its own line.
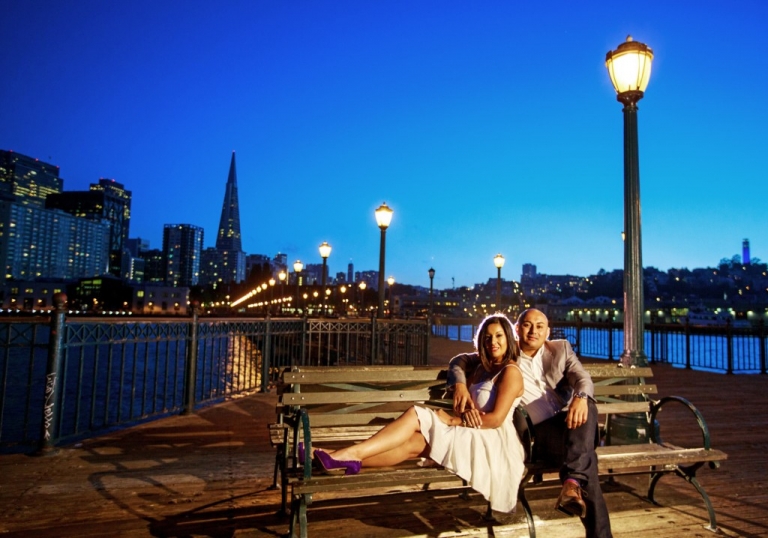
left=413, top=363, right=524, bottom=513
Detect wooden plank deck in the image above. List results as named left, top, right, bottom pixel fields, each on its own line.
left=0, top=337, right=765, bottom=537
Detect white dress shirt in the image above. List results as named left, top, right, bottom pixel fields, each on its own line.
left=517, top=346, right=564, bottom=425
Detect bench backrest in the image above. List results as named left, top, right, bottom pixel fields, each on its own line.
left=278, top=366, right=450, bottom=428
left=279, top=362, right=655, bottom=425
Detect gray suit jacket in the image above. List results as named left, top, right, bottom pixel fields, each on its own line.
left=446, top=339, right=594, bottom=409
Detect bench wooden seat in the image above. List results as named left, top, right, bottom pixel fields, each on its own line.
left=270, top=363, right=728, bottom=538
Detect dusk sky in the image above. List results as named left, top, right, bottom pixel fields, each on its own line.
left=3, top=1, right=766, bottom=289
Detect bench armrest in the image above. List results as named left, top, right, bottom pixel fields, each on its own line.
left=650, top=395, right=712, bottom=450
left=290, top=408, right=315, bottom=481
left=512, top=405, right=535, bottom=464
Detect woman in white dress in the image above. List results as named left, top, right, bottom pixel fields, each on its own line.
left=311, top=313, right=526, bottom=513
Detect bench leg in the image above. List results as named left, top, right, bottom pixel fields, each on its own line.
left=269, top=445, right=283, bottom=491
left=647, top=465, right=719, bottom=533
left=289, top=494, right=309, bottom=538
left=517, top=473, right=537, bottom=538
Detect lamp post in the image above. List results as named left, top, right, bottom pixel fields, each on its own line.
left=278, top=270, right=287, bottom=315
left=268, top=278, right=276, bottom=316
left=318, top=242, right=331, bottom=316
left=493, top=254, right=505, bottom=309
left=387, top=276, right=395, bottom=318
left=428, top=267, right=435, bottom=317
left=375, top=202, right=394, bottom=318
left=293, top=260, right=303, bottom=315
left=606, top=35, right=653, bottom=369
left=359, top=281, right=367, bottom=314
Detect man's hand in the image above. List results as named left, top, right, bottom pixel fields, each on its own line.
left=452, top=383, right=475, bottom=414
left=565, top=397, right=588, bottom=429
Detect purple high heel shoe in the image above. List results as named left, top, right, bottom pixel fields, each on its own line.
left=313, top=449, right=362, bottom=476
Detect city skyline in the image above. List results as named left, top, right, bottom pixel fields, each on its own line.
left=3, top=1, right=766, bottom=288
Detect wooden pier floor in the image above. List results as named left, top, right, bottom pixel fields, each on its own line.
left=1, top=337, right=766, bottom=537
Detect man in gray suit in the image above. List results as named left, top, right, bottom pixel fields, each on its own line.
left=448, top=308, right=612, bottom=538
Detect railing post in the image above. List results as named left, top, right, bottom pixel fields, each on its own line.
left=424, top=316, right=431, bottom=366
left=36, top=292, right=67, bottom=456
left=300, top=315, right=308, bottom=366
left=759, top=319, right=766, bottom=375
left=576, top=316, right=583, bottom=358
left=685, top=319, right=692, bottom=370
left=649, top=314, right=656, bottom=364
left=726, top=319, right=734, bottom=375
left=607, top=316, right=614, bottom=361
left=370, top=311, right=377, bottom=365
left=262, top=316, right=272, bottom=393
left=183, top=301, right=200, bottom=415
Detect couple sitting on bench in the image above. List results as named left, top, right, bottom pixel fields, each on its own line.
left=306, top=309, right=613, bottom=538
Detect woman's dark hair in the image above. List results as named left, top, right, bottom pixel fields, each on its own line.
left=473, top=313, right=518, bottom=372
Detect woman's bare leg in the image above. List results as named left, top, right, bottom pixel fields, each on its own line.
left=328, top=406, right=425, bottom=464
left=361, top=432, right=430, bottom=467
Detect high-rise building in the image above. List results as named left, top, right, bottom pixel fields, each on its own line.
left=522, top=263, right=537, bottom=279
left=215, top=152, right=245, bottom=284
left=743, top=239, right=751, bottom=265
left=199, top=247, right=220, bottom=288
left=141, top=249, right=165, bottom=283
left=0, top=200, right=109, bottom=281
left=163, top=224, right=203, bottom=287
left=245, top=254, right=271, bottom=280
left=347, top=262, right=354, bottom=283
left=125, top=237, right=150, bottom=257
left=0, top=150, right=63, bottom=207
left=46, top=178, right=132, bottom=277
left=273, top=252, right=287, bottom=273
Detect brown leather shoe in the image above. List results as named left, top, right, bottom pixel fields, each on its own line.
left=555, top=480, right=587, bottom=518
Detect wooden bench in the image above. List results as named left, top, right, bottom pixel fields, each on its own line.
left=270, top=364, right=727, bottom=538
left=268, top=365, right=458, bottom=519
left=516, top=364, right=728, bottom=537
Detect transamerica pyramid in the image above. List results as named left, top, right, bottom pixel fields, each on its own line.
left=216, top=151, right=242, bottom=252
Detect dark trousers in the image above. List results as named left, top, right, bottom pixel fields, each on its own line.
left=532, top=400, right=612, bottom=538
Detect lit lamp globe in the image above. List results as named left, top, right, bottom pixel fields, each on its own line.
left=605, top=36, right=653, bottom=105
left=387, top=276, right=395, bottom=287
left=493, top=254, right=505, bottom=270
left=374, top=203, right=394, bottom=230
left=293, top=260, right=304, bottom=273
left=319, top=241, right=332, bottom=259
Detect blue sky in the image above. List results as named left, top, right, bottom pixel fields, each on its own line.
left=3, top=1, right=766, bottom=289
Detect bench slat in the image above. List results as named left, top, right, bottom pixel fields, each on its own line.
left=595, top=402, right=651, bottom=414
left=282, top=389, right=437, bottom=405
left=585, top=366, right=653, bottom=378
left=597, top=444, right=727, bottom=472
left=593, top=384, right=658, bottom=396
left=291, top=467, right=464, bottom=494
left=283, top=368, right=445, bottom=384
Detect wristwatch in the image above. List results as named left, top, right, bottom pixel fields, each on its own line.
left=574, top=391, right=589, bottom=400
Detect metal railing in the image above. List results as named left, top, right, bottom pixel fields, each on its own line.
left=0, top=297, right=429, bottom=454
left=433, top=317, right=768, bottom=374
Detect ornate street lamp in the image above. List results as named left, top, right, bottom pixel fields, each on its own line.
left=319, top=241, right=331, bottom=287
left=293, top=260, right=303, bottom=315
left=493, top=254, right=505, bottom=308
left=375, top=203, right=394, bottom=318
left=268, top=278, right=276, bottom=316
left=428, top=267, right=435, bottom=317
left=387, top=276, right=395, bottom=318
left=606, top=35, right=653, bottom=369
left=359, top=281, right=367, bottom=313
left=318, top=241, right=332, bottom=316
left=278, top=270, right=287, bottom=314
